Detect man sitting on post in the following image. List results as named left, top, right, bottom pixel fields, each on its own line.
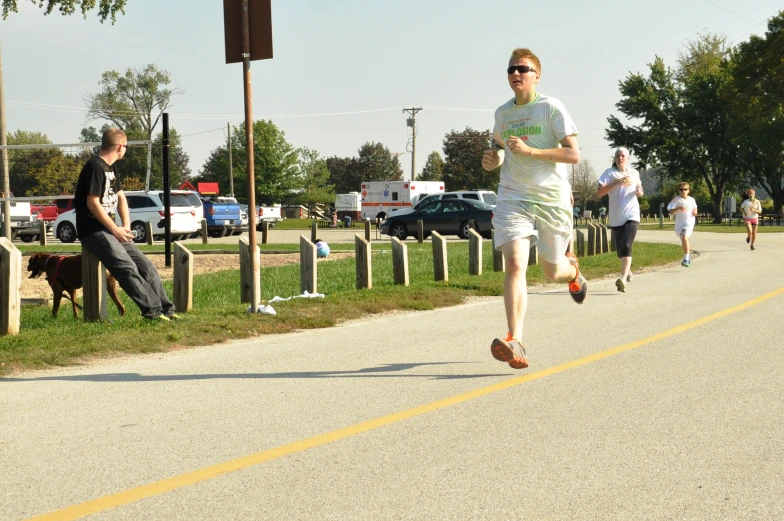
left=74, top=128, right=179, bottom=321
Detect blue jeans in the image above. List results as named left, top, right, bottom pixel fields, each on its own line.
left=81, top=230, right=175, bottom=319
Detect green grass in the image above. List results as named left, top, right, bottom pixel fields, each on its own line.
left=637, top=222, right=784, bottom=233
left=1, top=242, right=682, bottom=374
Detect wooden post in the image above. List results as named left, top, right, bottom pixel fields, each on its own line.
left=201, top=219, right=208, bottom=244
left=173, top=241, right=193, bottom=312
left=609, top=225, right=617, bottom=253
left=468, top=219, right=475, bottom=232
left=239, top=236, right=260, bottom=304
left=417, top=219, right=424, bottom=243
left=491, top=229, right=504, bottom=272
left=144, top=221, right=154, bottom=245
left=528, top=244, right=538, bottom=265
left=364, top=219, right=371, bottom=242
left=0, top=238, right=21, bottom=335
left=355, top=234, right=372, bottom=289
left=300, top=235, right=317, bottom=294
left=600, top=225, right=608, bottom=254
left=38, top=219, right=47, bottom=246
left=391, top=237, right=409, bottom=286
left=431, top=231, right=448, bottom=282
left=81, top=247, right=107, bottom=322
left=468, top=228, right=482, bottom=275
left=587, top=223, right=596, bottom=256
left=310, top=221, right=318, bottom=243
left=261, top=220, right=268, bottom=244
left=575, top=228, right=585, bottom=257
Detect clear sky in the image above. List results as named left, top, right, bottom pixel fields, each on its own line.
left=1, top=0, right=781, bottom=190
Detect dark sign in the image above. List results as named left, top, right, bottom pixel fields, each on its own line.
left=223, top=0, right=273, bottom=64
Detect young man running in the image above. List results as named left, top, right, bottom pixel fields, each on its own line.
left=482, top=48, right=585, bottom=370
left=666, top=182, right=698, bottom=267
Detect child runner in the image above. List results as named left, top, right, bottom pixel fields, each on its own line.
left=597, top=147, right=643, bottom=292
left=667, top=182, right=698, bottom=267
left=481, top=47, right=585, bottom=370
left=740, top=189, right=762, bottom=250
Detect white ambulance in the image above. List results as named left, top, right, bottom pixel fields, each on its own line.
left=360, top=181, right=444, bottom=221
left=335, top=192, right=362, bottom=221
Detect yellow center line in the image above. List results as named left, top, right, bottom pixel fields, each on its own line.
left=27, top=286, right=784, bottom=521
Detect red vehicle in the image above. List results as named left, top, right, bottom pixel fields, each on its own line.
left=31, top=204, right=59, bottom=223
left=55, top=198, right=75, bottom=215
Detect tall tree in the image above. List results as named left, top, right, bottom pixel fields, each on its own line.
left=419, top=151, right=444, bottom=181
left=326, top=142, right=402, bottom=195
left=85, top=64, right=182, bottom=140
left=725, top=12, right=784, bottom=214
left=7, top=130, right=56, bottom=195
left=297, top=148, right=334, bottom=207
left=196, top=120, right=300, bottom=204
left=2, top=0, right=127, bottom=23
left=606, top=35, right=741, bottom=222
left=570, top=159, right=599, bottom=212
left=442, top=127, right=499, bottom=191
left=325, top=156, right=358, bottom=195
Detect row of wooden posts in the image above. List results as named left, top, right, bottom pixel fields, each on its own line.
left=1, top=220, right=615, bottom=336
left=22, top=219, right=275, bottom=247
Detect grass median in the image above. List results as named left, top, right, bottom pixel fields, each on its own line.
left=1, top=241, right=682, bottom=373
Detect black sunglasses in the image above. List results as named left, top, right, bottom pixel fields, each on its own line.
left=507, top=65, right=537, bottom=75
left=679, top=188, right=689, bottom=191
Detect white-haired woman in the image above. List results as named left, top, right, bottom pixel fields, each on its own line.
left=597, top=147, right=643, bottom=292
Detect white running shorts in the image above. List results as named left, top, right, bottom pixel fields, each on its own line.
left=492, top=200, right=573, bottom=264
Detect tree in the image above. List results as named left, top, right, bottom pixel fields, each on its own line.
left=325, top=156, right=358, bottom=195
left=196, top=120, right=300, bottom=204
left=419, top=151, right=444, bottom=181
left=2, top=0, right=127, bottom=23
left=725, top=12, right=784, bottom=214
left=606, top=34, right=741, bottom=222
left=85, top=64, right=182, bottom=140
left=326, top=142, right=403, bottom=194
left=570, top=160, right=598, bottom=212
left=297, top=148, right=334, bottom=207
left=148, top=128, right=191, bottom=190
left=7, top=130, right=56, bottom=195
left=442, top=127, right=498, bottom=191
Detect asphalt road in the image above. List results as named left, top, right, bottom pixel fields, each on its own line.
left=2, top=229, right=783, bottom=521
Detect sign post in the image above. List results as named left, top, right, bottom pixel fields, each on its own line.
left=223, top=0, right=273, bottom=311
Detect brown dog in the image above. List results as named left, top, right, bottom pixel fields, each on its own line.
left=27, top=253, right=126, bottom=318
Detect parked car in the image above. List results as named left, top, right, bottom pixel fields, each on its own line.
left=380, top=198, right=494, bottom=240
left=53, top=191, right=199, bottom=243
left=0, top=192, right=37, bottom=240
left=389, top=190, right=497, bottom=218
left=173, top=190, right=204, bottom=238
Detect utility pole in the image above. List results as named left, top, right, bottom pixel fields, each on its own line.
left=0, top=39, right=10, bottom=240
left=227, top=122, right=234, bottom=197
left=403, top=107, right=422, bottom=182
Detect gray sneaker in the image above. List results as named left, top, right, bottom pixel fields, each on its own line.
left=616, top=277, right=626, bottom=293
left=626, top=272, right=633, bottom=283
left=491, top=336, right=528, bottom=369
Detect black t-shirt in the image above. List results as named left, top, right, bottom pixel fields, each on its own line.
left=74, top=156, right=123, bottom=238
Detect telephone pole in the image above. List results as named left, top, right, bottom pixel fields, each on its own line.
left=0, top=40, right=10, bottom=240
left=403, top=107, right=422, bottom=182
left=227, top=122, right=234, bottom=197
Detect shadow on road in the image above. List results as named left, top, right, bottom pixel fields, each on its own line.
left=4, top=362, right=512, bottom=383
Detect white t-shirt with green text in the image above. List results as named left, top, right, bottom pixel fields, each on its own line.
left=740, top=199, right=762, bottom=218
left=493, top=93, right=578, bottom=207
left=667, top=195, right=698, bottom=232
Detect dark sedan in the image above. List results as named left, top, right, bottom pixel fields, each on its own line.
left=380, top=199, right=494, bottom=240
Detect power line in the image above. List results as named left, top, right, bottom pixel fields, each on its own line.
left=703, top=0, right=761, bottom=24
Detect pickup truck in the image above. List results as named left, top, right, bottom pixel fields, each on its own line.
left=31, top=204, right=58, bottom=225
left=0, top=192, right=39, bottom=241
left=201, top=195, right=242, bottom=238
left=256, top=204, right=282, bottom=230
